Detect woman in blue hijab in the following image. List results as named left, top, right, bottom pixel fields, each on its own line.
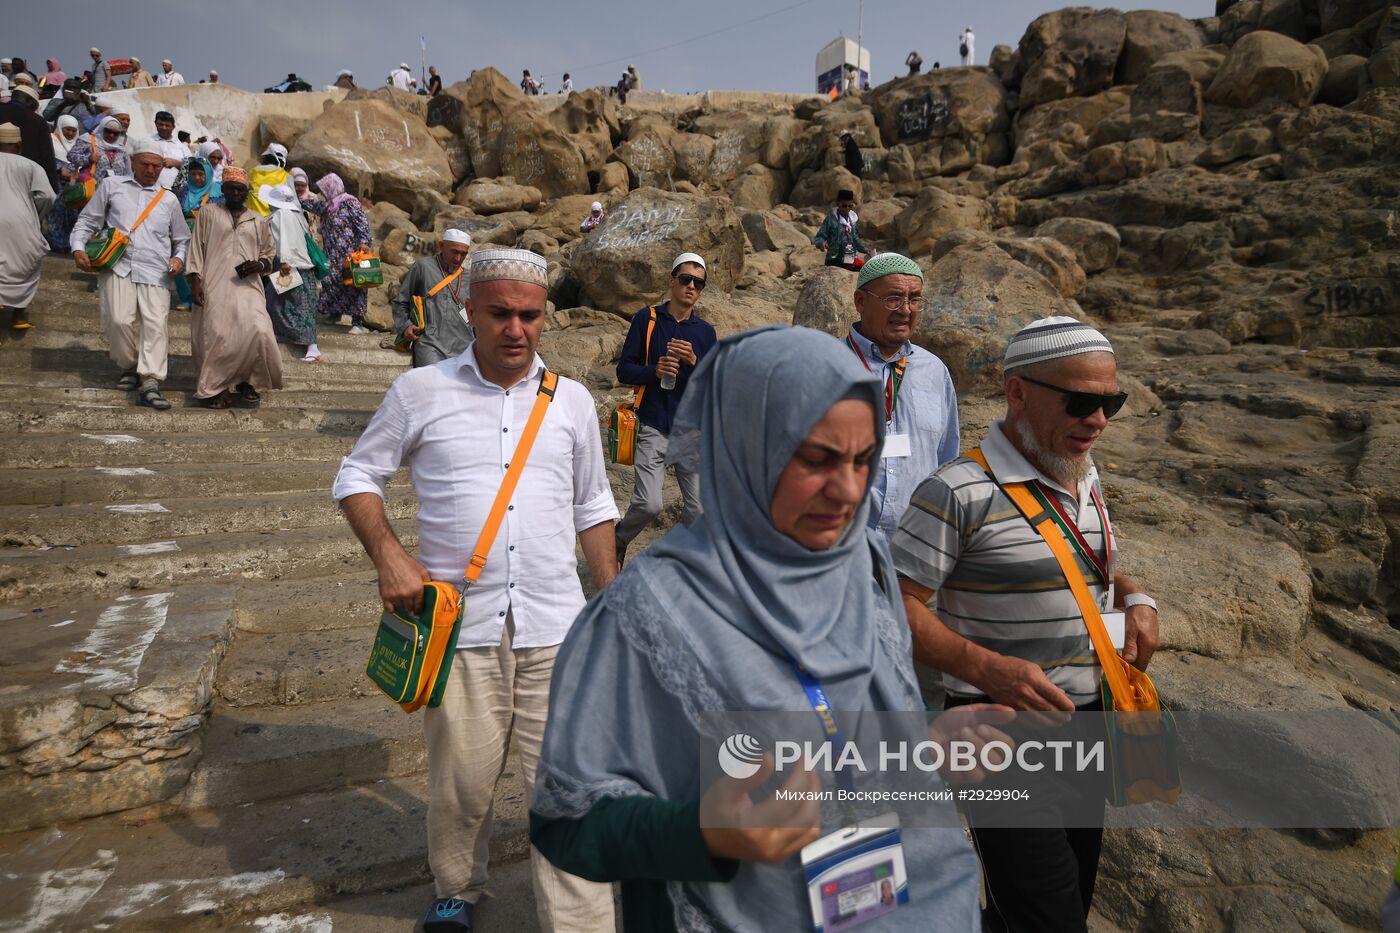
left=530, top=326, right=987, bottom=932
left=174, top=156, right=222, bottom=308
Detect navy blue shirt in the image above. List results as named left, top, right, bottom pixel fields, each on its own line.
left=615, top=301, right=718, bottom=435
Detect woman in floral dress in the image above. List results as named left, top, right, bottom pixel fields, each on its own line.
left=299, top=173, right=371, bottom=334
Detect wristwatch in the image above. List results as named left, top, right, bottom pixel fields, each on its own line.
left=1123, top=593, right=1158, bottom=613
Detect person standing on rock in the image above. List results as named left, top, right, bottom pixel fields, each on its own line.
left=155, top=59, right=184, bottom=87
left=393, top=228, right=473, bottom=367
left=427, top=65, right=442, bottom=97
left=906, top=49, right=923, bottom=75
left=814, top=188, right=872, bottom=270
left=894, top=316, right=1160, bottom=933
left=560, top=73, right=574, bottom=94
left=613, top=252, right=718, bottom=566
left=300, top=172, right=372, bottom=333
left=261, top=182, right=323, bottom=363
left=391, top=62, right=416, bottom=92
left=579, top=200, right=605, bottom=234
left=0, top=124, right=54, bottom=331
left=88, top=48, right=112, bottom=93
left=184, top=166, right=283, bottom=408
left=334, top=247, right=620, bottom=933
left=70, top=139, right=189, bottom=410
left=844, top=253, right=959, bottom=539
left=126, top=57, right=155, bottom=89
left=840, top=130, right=865, bottom=178
left=959, top=26, right=975, bottom=66
left=333, top=69, right=356, bottom=90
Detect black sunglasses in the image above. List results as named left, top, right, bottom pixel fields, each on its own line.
left=1017, top=375, right=1128, bottom=419
left=674, top=273, right=706, bottom=290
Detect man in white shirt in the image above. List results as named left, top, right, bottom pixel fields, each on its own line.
left=70, top=139, right=190, bottom=410
left=155, top=59, right=184, bottom=87
left=390, top=63, right=415, bottom=92
left=149, top=111, right=187, bottom=190
left=960, top=26, right=976, bottom=66
left=333, top=247, right=618, bottom=933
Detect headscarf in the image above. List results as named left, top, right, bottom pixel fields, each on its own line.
left=195, top=140, right=227, bottom=181
left=52, top=114, right=80, bottom=161
left=533, top=326, right=981, bottom=931
left=261, top=142, right=288, bottom=168
left=182, top=157, right=220, bottom=212
left=316, top=173, right=358, bottom=211
left=95, top=116, right=126, bottom=152
left=263, top=183, right=312, bottom=269
left=288, top=166, right=311, bottom=193
left=42, top=59, right=65, bottom=87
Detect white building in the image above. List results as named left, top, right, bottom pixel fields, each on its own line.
left=816, top=36, right=871, bottom=94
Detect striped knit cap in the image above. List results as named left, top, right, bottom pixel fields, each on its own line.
left=1003, top=316, right=1114, bottom=370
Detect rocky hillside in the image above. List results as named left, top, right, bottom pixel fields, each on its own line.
left=268, top=5, right=1400, bottom=928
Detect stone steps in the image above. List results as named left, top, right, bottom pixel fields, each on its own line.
left=11, top=303, right=397, bottom=348
left=0, top=488, right=418, bottom=548
left=2, top=401, right=374, bottom=438
left=2, top=327, right=410, bottom=368
left=0, top=520, right=416, bottom=604
left=0, top=384, right=394, bottom=415
left=1, top=429, right=360, bottom=470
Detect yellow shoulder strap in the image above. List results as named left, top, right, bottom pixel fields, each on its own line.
left=426, top=266, right=461, bottom=298
left=128, top=188, right=166, bottom=236
left=965, top=447, right=1135, bottom=709
left=462, top=370, right=559, bottom=585
left=631, top=306, right=656, bottom=410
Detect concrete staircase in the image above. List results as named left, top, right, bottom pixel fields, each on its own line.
left=0, top=259, right=540, bottom=931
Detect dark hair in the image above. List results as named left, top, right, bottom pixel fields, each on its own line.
left=155, top=110, right=174, bottom=122
left=177, top=131, right=190, bottom=142
left=837, top=189, right=855, bottom=202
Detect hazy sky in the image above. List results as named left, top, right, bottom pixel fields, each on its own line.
left=9, top=0, right=1210, bottom=97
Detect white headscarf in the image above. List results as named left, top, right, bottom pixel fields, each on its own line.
left=52, top=114, right=80, bottom=161
left=196, top=140, right=226, bottom=181
left=263, top=183, right=312, bottom=269
left=95, top=116, right=127, bottom=153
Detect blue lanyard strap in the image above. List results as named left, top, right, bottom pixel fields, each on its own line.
left=791, top=659, right=856, bottom=793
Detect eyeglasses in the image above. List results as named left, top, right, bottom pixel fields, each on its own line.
left=1017, top=375, right=1129, bottom=419
left=674, top=273, right=706, bottom=290
left=860, top=290, right=929, bottom=313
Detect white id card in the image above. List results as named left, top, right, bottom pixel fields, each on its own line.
left=458, top=307, right=471, bottom=327
left=882, top=434, right=911, bottom=459
left=1101, top=610, right=1126, bottom=651
left=801, top=814, right=908, bottom=932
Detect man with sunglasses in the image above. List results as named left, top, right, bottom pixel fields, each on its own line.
left=613, top=252, right=718, bottom=565
left=846, top=252, right=960, bottom=539
left=892, top=316, right=1158, bottom=933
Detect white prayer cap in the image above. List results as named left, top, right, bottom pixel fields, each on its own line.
left=1, top=59, right=11, bottom=66
left=162, top=59, right=172, bottom=65
left=9, top=84, right=38, bottom=103
left=0, top=125, right=21, bottom=144
left=210, top=70, right=219, bottom=77
left=400, top=63, right=410, bottom=69
left=441, top=228, right=471, bottom=246
left=671, top=252, right=706, bottom=273
left=338, top=68, right=353, bottom=77
left=1003, top=316, right=1114, bottom=371
left=470, top=248, right=548, bottom=288
left=590, top=201, right=603, bottom=212
left=94, top=94, right=114, bottom=109
left=260, top=183, right=301, bottom=212
left=88, top=48, right=100, bottom=55
left=131, top=137, right=164, bottom=156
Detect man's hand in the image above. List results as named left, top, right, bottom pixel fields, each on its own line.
left=375, top=546, right=431, bottom=615
left=168, top=257, right=183, bottom=276
left=977, top=654, right=1075, bottom=713
left=656, top=355, right=680, bottom=380
left=666, top=338, right=697, bottom=367
left=72, top=249, right=92, bottom=272
left=403, top=325, right=422, bottom=342
left=280, top=262, right=292, bottom=276
left=188, top=274, right=205, bottom=306
left=700, top=755, right=822, bottom=864
left=235, top=259, right=262, bottom=278
left=928, top=704, right=1016, bottom=784
left=163, top=157, right=181, bottom=168
left=1122, top=605, right=1159, bottom=670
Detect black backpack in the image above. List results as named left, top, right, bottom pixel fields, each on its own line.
left=960, top=41, right=969, bottom=57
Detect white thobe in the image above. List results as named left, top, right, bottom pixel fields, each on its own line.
left=0, top=152, right=54, bottom=308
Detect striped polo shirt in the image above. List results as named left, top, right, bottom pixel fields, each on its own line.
left=891, top=421, right=1115, bottom=706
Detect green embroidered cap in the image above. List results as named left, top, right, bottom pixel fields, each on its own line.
left=856, top=252, right=924, bottom=289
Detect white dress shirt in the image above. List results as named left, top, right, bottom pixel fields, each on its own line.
left=390, top=68, right=414, bottom=91
left=70, top=175, right=190, bottom=286
left=332, top=347, right=619, bottom=649
left=155, top=71, right=184, bottom=87
left=149, top=133, right=188, bottom=189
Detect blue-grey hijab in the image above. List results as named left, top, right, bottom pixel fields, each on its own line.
left=534, top=327, right=979, bottom=932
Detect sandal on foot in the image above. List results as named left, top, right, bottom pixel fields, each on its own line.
left=235, top=383, right=261, bottom=402
left=301, top=353, right=322, bottom=363
left=10, top=319, right=33, bottom=330
left=423, top=897, right=473, bottom=931
left=138, top=387, right=171, bottom=411
left=203, top=392, right=232, bottom=409
left=116, top=373, right=140, bottom=391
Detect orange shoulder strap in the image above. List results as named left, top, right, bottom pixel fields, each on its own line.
left=965, top=446, right=1135, bottom=709
left=462, top=370, right=558, bottom=586
left=631, top=306, right=656, bottom=410
left=427, top=266, right=461, bottom=298
left=128, top=188, right=166, bottom=236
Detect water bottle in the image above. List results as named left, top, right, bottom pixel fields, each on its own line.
left=659, top=354, right=677, bottom=391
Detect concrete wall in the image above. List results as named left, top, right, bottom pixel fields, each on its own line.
left=102, top=84, right=346, bottom=166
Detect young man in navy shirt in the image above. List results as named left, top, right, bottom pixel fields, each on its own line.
left=614, top=252, right=718, bottom=564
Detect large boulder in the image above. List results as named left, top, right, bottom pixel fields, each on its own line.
left=896, top=186, right=993, bottom=257
left=454, top=178, right=542, bottom=215
left=347, top=86, right=428, bottom=121
left=741, top=210, right=810, bottom=252
left=672, top=132, right=717, bottom=184
left=992, top=236, right=1087, bottom=298
left=1205, top=31, right=1330, bottom=108
left=691, top=111, right=771, bottom=184
left=1364, top=37, right=1400, bottom=89
left=866, top=70, right=1012, bottom=150
left=1016, top=8, right=1129, bottom=108
left=1319, top=0, right=1392, bottom=33
left=1016, top=87, right=1133, bottom=148
left=1034, top=217, right=1121, bottom=273
left=571, top=188, right=745, bottom=311
left=289, top=98, right=452, bottom=214
left=791, top=266, right=859, bottom=338
left=1116, top=10, right=1205, bottom=84
left=1317, top=53, right=1370, bottom=102
left=1131, top=67, right=1204, bottom=119
left=545, top=90, right=620, bottom=174
left=916, top=241, right=1084, bottom=394
left=610, top=129, right=677, bottom=189
left=728, top=165, right=791, bottom=211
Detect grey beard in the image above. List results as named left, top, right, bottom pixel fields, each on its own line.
left=1013, top=419, right=1093, bottom=489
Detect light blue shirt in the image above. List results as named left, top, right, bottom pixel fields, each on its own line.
left=846, top=323, right=960, bottom=539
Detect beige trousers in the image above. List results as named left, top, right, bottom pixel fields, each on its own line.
left=424, top=614, right=614, bottom=932
left=99, top=272, right=170, bottom=383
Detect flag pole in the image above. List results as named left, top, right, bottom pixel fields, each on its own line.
left=857, top=0, right=864, bottom=89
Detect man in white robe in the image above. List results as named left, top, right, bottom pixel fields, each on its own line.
left=0, top=123, right=53, bottom=330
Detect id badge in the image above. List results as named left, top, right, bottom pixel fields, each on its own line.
left=882, top=433, right=911, bottom=459
left=1101, top=611, right=1126, bottom=651
left=458, top=307, right=471, bottom=327
left=801, top=814, right=908, bottom=932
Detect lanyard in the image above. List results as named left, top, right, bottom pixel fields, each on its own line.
left=846, top=336, right=907, bottom=424
left=436, top=257, right=463, bottom=305
left=791, top=659, right=856, bottom=793
left=1027, top=480, right=1114, bottom=589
